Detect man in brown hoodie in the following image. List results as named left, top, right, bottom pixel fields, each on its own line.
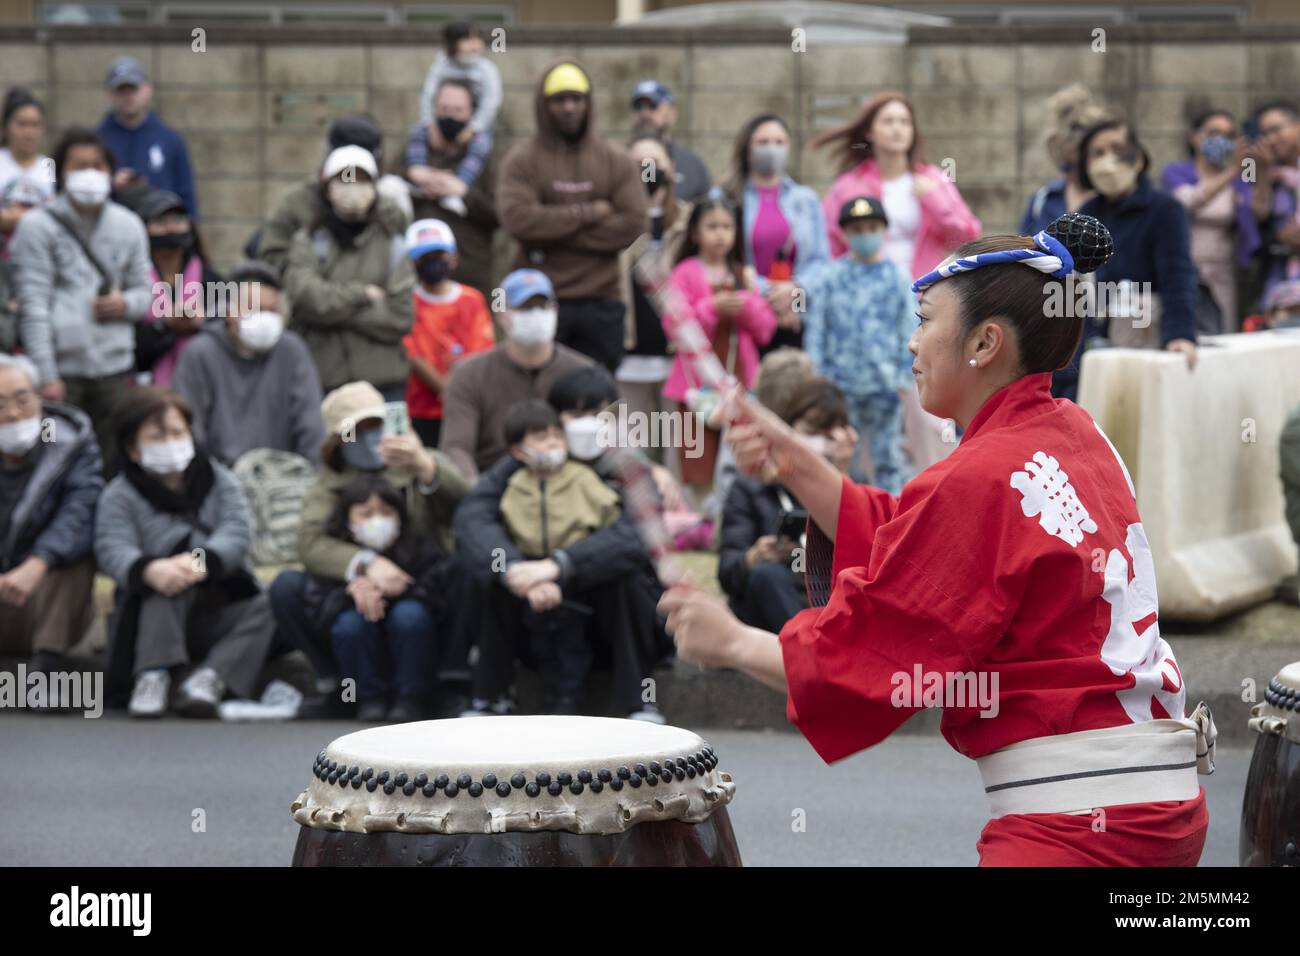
left=496, top=59, right=647, bottom=374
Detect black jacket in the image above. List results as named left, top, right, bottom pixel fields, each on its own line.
left=301, top=534, right=447, bottom=633
left=718, top=474, right=794, bottom=605
left=0, top=401, right=103, bottom=573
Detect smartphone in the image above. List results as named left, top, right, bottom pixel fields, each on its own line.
left=382, top=401, right=410, bottom=438
left=1242, top=117, right=1260, bottom=143
left=772, top=507, right=809, bottom=542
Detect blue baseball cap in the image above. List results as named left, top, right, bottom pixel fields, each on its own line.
left=630, top=80, right=672, bottom=108
left=501, top=269, right=554, bottom=308
left=105, top=56, right=148, bottom=90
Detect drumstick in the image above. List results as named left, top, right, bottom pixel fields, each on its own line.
left=597, top=246, right=759, bottom=589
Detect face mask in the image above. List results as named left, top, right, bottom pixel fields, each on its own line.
left=509, top=307, right=557, bottom=346
left=1200, top=135, right=1235, bottom=168
left=0, top=415, right=42, bottom=456
left=564, top=416, right=602, bottom=461
left=750, top=143, right=788, bottom=177
left=437, top=117, right=468, bottom=142
left=65, top=168, right=110, bottom=207
left=150, top=231, right=194, bottom=253
left=1089, top=154, right=1140, bottom=199
left=847, top=232, right=883, bottom=259
left=139, top=436, right=195, bottom=475
left=340, top=428, right=384, bottom=472
left=527, top=446, right=567, bottom=474
left=350, top=515, right=399, bottom=552
left=417, top=257, right=451, bottom=286
left=327, top=180, right=376, bottom=222
left=238, top=310, right=284, bottom=353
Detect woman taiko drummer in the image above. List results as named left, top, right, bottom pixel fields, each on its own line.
left=660, top=213, right=1217, bottom=867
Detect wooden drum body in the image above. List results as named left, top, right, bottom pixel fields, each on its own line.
left=291, top=716, right=741, bottom=867
left=1240, top=662, right=1300, bottom=867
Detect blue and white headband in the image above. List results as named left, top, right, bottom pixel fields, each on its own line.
left=910, top=230, right=1075, bottom=294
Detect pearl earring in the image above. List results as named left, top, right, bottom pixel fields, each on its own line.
left=968, top=359, right=977, bottom=367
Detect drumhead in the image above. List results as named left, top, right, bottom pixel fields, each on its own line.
left=292, top=716, right=735, bottom=836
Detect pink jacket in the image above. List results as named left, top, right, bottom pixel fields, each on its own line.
left=661, top=257, right=776, bottom=404
left=822, top=159, right=982, bottom=277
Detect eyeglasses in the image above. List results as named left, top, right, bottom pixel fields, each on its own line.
left=0, top=388, right=38, bottom=414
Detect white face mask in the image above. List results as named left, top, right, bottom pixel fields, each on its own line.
left=65, top=168, right=111, bottom=207
left=509, top=307, right=557, bottom=346
left=139, top=436, right=195, bottom=475
left=0, top=416, right=42, bottom=456
left=527, top=446, right=567, bottom=474
left=350, top=515, right=399, bottom=552
left=238, top=311, right=284, bottom=353
left=564, top=416, right=602, bottom=461
left=327, top=179, right=376, bottom=222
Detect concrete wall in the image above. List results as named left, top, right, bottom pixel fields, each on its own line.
left=2, top=23, right=1298, bottom=269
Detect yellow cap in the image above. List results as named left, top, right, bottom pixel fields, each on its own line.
left=543, top=63, right=591, bottom=98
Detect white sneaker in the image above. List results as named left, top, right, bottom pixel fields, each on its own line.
left=176, top=667, right=225, bottom=719
left=627, top=705, right=667, bottom=725
left=128, top=669, right=170, bottom=718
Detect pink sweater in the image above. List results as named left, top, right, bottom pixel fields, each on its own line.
left=661, top=257, right=776, bottom=403
left=821, top=159, right=982, bottom=278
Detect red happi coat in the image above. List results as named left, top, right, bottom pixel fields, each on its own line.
left=780, top=372, right=1208, bottom=865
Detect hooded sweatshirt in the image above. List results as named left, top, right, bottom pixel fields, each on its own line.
left=496, top=59, right=647, bottom=300
left=171, top=319, right=326, bottom=468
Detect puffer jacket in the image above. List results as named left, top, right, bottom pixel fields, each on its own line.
left=0, top=401, right=104, bottom=572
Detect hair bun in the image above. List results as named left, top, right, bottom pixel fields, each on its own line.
left=1045, top=212, right=1113, bottom=274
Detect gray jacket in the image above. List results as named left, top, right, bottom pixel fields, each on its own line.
left=94, top=459, right=254, bottom=592
left=9, top=194, right=153, bottom=383
left=0, top=401, right=104, bottom=572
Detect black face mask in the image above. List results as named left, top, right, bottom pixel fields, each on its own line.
left=150, top=231, right=194, bottom=253
left=437, top=117, right=468, bottom=143
left=416, top=257, right=451, bottom=285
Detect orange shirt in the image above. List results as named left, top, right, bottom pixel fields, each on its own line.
left=403, top=283, right=495, bottom=419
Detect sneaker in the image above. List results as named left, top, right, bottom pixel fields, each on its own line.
left=459, top=696, right=515, bottom=717
left=357, top=700, right=388, bottom=722
left=627, top=704, right=667, bottom=725
left=175, top=667, right=224, bottom=719
left=386, top=697, right=425, bottom=723
left=128, top=669, right=171, bottom=718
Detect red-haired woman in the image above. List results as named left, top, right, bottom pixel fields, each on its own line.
left=814, top=92, right=980, bottom=278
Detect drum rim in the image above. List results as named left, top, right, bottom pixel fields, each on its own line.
left=292, top=718, right=736, bottom=836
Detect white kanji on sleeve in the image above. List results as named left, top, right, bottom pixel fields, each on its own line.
left=1099, top=522, right=1185, bottom=723
left=1010, top=451, right=1098, bottom=547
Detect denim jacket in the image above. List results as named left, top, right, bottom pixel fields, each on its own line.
left=741, top=176, right=831, bottom=294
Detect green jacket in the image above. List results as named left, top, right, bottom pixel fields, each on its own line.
left=260, top=177, right=408, bottom=275
left=283, top=211, right=415, bottom=392
left=297, top=450, right=468, bottom=581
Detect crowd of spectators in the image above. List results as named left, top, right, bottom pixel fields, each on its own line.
left=3, top=23, right=1300, bottom=721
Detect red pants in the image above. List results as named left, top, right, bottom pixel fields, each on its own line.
left=976, top=789, right=1209, bottom=866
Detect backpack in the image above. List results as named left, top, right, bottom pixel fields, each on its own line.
left=231, top=449, right=317, bottom=566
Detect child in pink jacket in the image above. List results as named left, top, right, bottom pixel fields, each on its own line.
left=661, top=194, right=775, bottom=486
